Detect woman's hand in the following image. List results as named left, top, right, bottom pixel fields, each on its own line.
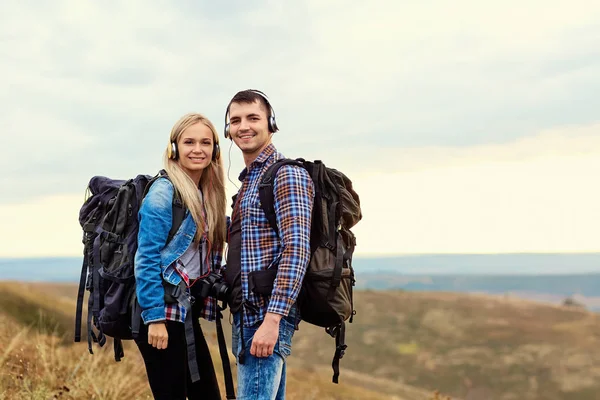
left=148, top=321, right=169, bottom=349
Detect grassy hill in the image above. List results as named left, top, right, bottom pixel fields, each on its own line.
left=291, top=290, right=600, bottom=400
left=2, top=282, right=600, bottom=399
left=0, top=282, right=423, bottom=400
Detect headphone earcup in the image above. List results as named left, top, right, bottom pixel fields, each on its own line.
left=213, top=142, right=220, bottom=161
left=168, top=142, right=178, bottom=160
left=269, top=116, right=279, bottom=133
left=224, top=123, right=230, bottom=139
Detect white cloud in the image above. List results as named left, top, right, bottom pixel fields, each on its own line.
left=1, top=1, right=600, bottom=256
left=352, top=123, right=600, bottom=255
left=346, top=122, right=600, bottom=175
left=1, top=123, right=598, bottom=257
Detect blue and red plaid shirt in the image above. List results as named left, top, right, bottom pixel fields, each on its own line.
left=165, top=234, right=222, bottom=323
left=230, top=144, right=314, bottom=327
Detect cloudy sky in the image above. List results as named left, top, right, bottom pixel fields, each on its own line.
left=1, top=0, right=599, bottom=257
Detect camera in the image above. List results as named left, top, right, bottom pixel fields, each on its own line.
left=193, top=271, right=230, bottom=302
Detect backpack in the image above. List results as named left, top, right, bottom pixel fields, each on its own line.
left=257, top=158, right=362, bottom=384
left=74, top=171, right=185, bottom=360
left=74, top=171, right=237, bottom=399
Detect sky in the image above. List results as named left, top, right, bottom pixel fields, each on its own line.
left=1, top=0, right=600, bottom=258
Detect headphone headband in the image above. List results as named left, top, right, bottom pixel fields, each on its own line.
left=224, top=89, right=279, bottom=138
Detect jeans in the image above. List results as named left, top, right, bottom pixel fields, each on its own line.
left=232, top=307, right=297, bottom=400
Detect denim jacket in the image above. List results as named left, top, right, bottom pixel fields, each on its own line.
left=134, top=177, right=220, bottom=324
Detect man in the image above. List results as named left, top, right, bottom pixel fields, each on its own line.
left=223, top=89, right=314, bottom=399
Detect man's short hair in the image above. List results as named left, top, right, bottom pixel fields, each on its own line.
left=228, top=89, right=272, bottom=118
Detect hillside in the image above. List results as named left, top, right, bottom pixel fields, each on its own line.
left=355, top=272, right=600, bottom=311
left=290, top=290, right=600, bottom=400
left=0, top=282, right=425, bottom=400
left=2, top=282, right=600, bottom=399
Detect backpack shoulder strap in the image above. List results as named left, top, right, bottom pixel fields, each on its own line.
left=258, top=158, right=304, bottom=235
left=168, top=199, right=185, bottom=244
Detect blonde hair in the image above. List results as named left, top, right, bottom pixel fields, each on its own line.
left=163, top=113, right=226, bottom=250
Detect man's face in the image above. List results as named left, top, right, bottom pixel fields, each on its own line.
left=228, top=100, right=271, bottom=158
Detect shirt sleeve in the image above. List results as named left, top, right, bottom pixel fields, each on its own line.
left=267, top=165, right=314, bottom=316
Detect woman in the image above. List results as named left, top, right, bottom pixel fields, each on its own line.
left=134, top=113, right=227, bottom=399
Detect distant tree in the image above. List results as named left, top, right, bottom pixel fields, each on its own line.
left=562, top=296, right=586, bottom=310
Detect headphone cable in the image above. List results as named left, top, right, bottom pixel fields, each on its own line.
left=226, top=139, right=240, bottom=191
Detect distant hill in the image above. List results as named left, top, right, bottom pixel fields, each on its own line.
left=356, top=273, right=600, bottom=311
left=2, top=282, right=600, bottom=399
left=3, top=253, right=600, bottom=282
left=4, top=254, right=600, bottom=312
left=353, top=253, right=600, bottom=275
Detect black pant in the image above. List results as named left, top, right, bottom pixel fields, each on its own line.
left=135, top=309, right=221, bottom=400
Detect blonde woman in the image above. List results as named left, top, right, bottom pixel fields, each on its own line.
left=134, top=113, right=226, bottom=399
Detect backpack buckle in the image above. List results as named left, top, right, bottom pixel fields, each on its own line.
left=100, top=231, right=120, bottom=243
left=326, top=325, right=340, bottom=338
left=242, top=300, right=259, bottom=314
left=259, top=179, right=272, bottom=187
left=323, top=241, right=335, bottom=251
left=83, top=223, right=96, bottom=233
left=336, top=344, right=348, bottom=359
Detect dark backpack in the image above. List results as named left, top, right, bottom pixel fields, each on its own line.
left=257, top=158, right=362, bottom=383
left=74, top=171, right=185, bottom=361
left=74, top=171, right=237, bottom=399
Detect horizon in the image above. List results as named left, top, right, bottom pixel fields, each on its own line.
left=3, top=253, right=600, bottom=281
left=2, top=251, right=600, bottom=260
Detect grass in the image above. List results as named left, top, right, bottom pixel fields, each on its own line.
left=0, top=311, right=151, bottom=400
left=6, top=281, right=598, bottom=399
left=0, top=282, right=401, bottom=400
left=289, top=290, right=600, bottom=400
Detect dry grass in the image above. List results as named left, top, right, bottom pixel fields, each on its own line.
left=290, top=290, right=600, bottom=400
left=12, top=281, right=598, bottom=399
left=0, top=310, right=400, bottom=400
left=0, top=312, right=151, bottom=399
left=0, top=282, right=406, bottom=400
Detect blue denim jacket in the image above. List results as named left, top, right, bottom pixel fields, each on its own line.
left=134, top=177, right=197, bottom=324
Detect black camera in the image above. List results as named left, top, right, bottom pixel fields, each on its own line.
left=193, top=271, right=230, bottom=302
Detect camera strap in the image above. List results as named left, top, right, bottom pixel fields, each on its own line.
left=172, top=280, right=202, bottom=383
left=216, top=303, right=236, bottom=399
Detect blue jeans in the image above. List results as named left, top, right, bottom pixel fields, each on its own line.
left=232, top=308, right=297, bottom=400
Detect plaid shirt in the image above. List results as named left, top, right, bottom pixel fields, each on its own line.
left=232, top=144, right=314, bottom=327
left=164, top=231, right=222, bottom=323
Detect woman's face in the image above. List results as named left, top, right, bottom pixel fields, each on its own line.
left=176, top=122, right=214, bottom=178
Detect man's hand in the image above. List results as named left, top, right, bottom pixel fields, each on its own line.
left=148, top=321, right=169, bottom=350
left=250, top=312, right=282, bottom=358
